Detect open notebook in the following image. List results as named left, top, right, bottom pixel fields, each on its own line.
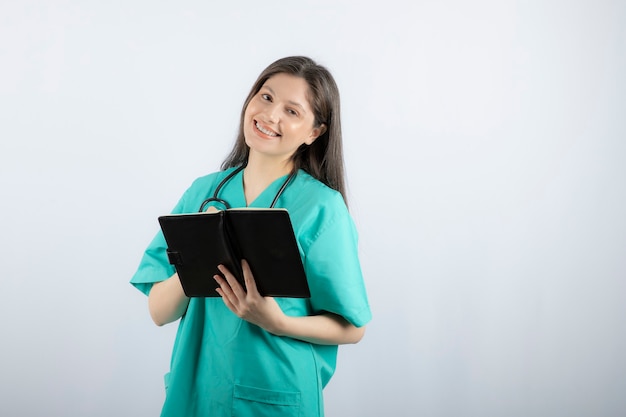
left=158, top=209, right=310, bottom=298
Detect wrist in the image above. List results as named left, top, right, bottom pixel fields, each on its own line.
left=267, top=313, right=290, bottom=337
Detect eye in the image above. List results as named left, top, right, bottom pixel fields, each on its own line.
left=261, top=93, right=272, bottom=101
left=286, top=108, right=299, bottom=117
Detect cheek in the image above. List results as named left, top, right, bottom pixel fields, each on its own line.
left=243, top=120, right=254, bottom=141
left=243, top=105, right=253, bottom=121
left=243, top=99, right=259, bottom=119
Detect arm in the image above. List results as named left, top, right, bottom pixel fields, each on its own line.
left=148, top=273, right=190, bottom=326
left=214, top=261, right=366, bottom=345
left=274, top=312, right=366, bottom=345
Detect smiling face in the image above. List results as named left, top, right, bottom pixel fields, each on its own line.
left=243, top=73, right=324, bottom=168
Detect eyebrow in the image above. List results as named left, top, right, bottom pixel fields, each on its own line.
left=263, top=85, right=307, bottom=113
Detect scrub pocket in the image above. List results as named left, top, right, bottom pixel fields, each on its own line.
left=233, top=384, right=301, bottom=417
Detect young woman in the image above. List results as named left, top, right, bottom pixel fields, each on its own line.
left=131, top=56, right=371, bottom=417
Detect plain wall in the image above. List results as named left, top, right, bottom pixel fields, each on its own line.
left=1, top=1, right=625, bottom=416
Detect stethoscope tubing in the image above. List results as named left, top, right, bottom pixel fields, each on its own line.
left=198, top=166, right=296, bottom=212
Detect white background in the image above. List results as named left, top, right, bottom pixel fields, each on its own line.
left=1, top=1, right=625, bottom=416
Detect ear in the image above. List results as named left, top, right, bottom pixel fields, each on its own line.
left=305, top=124, right=327, bottom=145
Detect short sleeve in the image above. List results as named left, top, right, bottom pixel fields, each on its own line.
left=129, top=169, right=238, bottom=295
left=304, top=202, right=372, bottom=328
left=130, top=184, right=195, bottom=296
left=130, top=230, right=176, bottom=296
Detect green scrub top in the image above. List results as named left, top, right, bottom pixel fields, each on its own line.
left=131, top=167, right=372, bottom=417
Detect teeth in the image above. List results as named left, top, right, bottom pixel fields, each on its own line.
left=256, top=121, right=278, bottom=136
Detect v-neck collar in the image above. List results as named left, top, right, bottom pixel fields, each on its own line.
left=226, top=169, right=294, bottom=208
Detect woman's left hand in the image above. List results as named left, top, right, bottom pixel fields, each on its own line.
left=214, top=260, right=286, bottom=334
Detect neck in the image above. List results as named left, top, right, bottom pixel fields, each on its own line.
left=242, top=152, right=294, bottom=205
left=245, top=152, right=293, bottom=181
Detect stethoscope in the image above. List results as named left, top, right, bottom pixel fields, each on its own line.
left=198, top=165, right=297, bottom=212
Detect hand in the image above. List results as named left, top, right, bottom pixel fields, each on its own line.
left=214, top=260, right=286, bottom=334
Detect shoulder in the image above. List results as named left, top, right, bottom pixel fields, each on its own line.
left=175, top=167, right=240, bottom=213
left=288, top=170, right=354, bottom=243
left=293, top=170, right=345, bottom=203
left=188, top=167, right=239, bottom=190
left=290, top=170, right=347, bottom=212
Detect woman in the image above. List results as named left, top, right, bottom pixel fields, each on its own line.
left=131, top=56, right=371, bottom=417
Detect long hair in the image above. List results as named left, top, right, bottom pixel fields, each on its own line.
left=221, top=56, right=347, bottom=202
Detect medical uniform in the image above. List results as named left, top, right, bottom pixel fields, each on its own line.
left=131, top=167, right=371, bottom=417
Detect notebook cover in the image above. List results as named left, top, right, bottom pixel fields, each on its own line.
left=158, top=211, right=237, bottom=297
left=225, top=209, right=310, bottom=298
left=158, top=209, right=310, bottom=298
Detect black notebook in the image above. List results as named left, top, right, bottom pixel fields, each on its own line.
left=158, top=209, right=310, bottom=298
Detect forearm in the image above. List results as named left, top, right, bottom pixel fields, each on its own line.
left=273, top=312, right=366, bottom=345
left=148, top=273, right=190, bottom=326
left=213, top=262, right=366, bottom=345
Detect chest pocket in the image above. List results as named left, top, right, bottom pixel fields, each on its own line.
left=233, top=384, right=301, bottom=417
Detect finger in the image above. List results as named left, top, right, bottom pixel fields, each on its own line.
left=218, top=264, right=247, bottom=299
left=241, top=259, right=260, bottom=297
left=215, top=286, right=237, bottom=312
left=214, top=275, right=238, bottom=308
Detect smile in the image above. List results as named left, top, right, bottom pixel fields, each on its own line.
left=255, top=121, right=280, bottom=137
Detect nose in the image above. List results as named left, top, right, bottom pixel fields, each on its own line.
left=264, top=104, right=279, bottom=123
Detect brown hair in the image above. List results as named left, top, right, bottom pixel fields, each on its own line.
left=221, top=56, right=347, bottom=202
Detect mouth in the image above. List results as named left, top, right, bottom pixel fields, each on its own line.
left=254, top=120, right=280, bottom=137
